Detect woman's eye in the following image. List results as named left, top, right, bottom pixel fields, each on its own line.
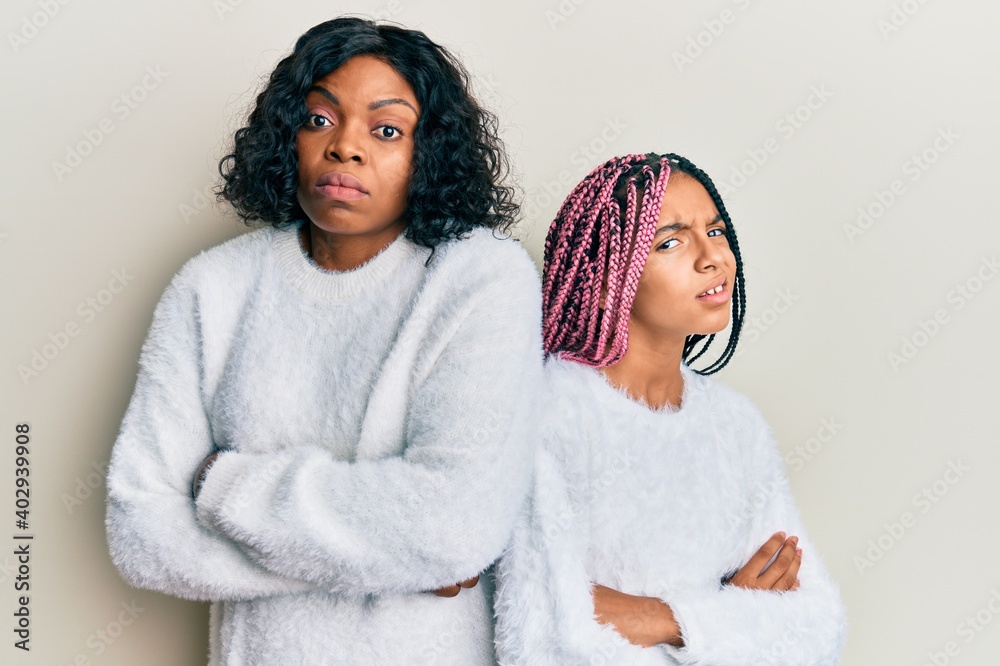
left=658, top=238, right=680, bottom=250
left=306, top=114, right=332, bottom=128
left=708, top=228, right=726, bottom=237
left=374, top=125, right=402, bottom=139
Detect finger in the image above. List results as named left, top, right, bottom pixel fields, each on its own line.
left=458, top=576, right=480, bottom=589
left=757, top=537, right=798, bottom=588
left=773, top=547, right=802, bottom=591
left=762, top=538, right=798, bottom=581
left=431, top=585, right=461, bottom=597
left=740, top=532, right=786, bottom=578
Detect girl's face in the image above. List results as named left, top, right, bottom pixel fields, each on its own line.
left=628, top=172, right=736, bottom=346
left=295, top=55, right=420, bottom=240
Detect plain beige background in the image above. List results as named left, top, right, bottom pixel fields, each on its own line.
left=2, top=0, right=998, bottom=664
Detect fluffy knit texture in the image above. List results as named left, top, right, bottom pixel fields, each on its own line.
left=105, top=222, right=544, bottom=665
left=494, top=356, right=848, bottom=665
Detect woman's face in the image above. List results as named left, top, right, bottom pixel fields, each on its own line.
left=628, top=172, right=736, bottom=345
left=295, top=55, right=420, bottom=240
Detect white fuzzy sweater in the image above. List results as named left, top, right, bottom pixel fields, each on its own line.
left=105, top=223, right=543, bottom=665
left=494, top=356, right=848, bottom=665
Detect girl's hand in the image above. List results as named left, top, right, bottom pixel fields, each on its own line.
left=591, top=583, right=684, bottom=647
left=725, top=531, right=801, bottom=591
left=430, top=576, right=479, bottom=597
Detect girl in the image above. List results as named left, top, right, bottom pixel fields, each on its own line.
left=494, top=153, right=847, bottom=665
left=105, top=18, right=542, bottom=665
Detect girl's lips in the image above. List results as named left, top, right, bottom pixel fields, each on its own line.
left=697, top=278, right=730, bottom=304
left=696, top=285, right=731, bottom=304
left=316, top=184, right=367, bottom=201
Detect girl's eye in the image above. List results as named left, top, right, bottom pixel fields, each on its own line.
left=708, top=228, right=726, bottom=237
left=374, top=124, right=403, bottom=140
left=658, top=238, right=680, bottom=251
left=306, top=114, right=332, bottom=128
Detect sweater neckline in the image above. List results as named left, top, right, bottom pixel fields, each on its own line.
left=271, top=222, right=424, bottom=300
left=560, top=356, right=703, bottom=417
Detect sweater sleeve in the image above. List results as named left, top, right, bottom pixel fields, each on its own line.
left=494, top=444, right=662, bottom=665
left=192, top=255, right=544, bottom=599
left=657, top=403, right=848, bottom=665
left=105, top=274, right=318, bottom=602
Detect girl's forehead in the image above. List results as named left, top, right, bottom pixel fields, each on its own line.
left=660, top=175, right=714, bottom=209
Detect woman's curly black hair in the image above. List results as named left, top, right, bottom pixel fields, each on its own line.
left=216, top=17, right=519, bottom=249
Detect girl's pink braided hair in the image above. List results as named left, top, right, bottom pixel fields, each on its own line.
left=542, top=153, right=671, bottom=366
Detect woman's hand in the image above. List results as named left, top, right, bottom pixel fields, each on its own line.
left=725, top=531, right=801, bottom=591
left=430, top=576, right=480, bottom=597
left=192, top=450, right=220, bottom=499
left=591, top=583, right=684, bottom=648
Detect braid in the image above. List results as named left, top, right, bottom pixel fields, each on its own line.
left=542, top=154, right=671, bottom=366
left=543, top=152, right=747, bottom=375
left=660, top=153, right=747, bottom=375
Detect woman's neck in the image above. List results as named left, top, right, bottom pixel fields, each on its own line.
left=300, top=220, right=406, bottom=271
left=598, top=332, right=686, bottom=410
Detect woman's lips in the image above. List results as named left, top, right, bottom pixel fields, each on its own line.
left=315, top=172, right=368, bottom=201
left=316, top=184, right=367, bottom=201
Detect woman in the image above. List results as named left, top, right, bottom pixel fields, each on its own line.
left=105, top=18, right=542, bottom=665
left=494, top=153, right=847, bottom=664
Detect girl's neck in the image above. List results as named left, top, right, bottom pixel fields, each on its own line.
left=598, top=332, right=686, bottom=411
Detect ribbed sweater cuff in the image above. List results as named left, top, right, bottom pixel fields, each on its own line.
left=193, top=450, right=261, bottom=533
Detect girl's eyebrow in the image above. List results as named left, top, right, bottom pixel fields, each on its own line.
left=654, top=214, right=722, bottom=236
left=307, top=86, right=418, bottom=117
left=654, top=221, right=689, bottom=236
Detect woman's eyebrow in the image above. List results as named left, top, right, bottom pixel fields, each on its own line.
left=308, top=86, right=339, bottom=105
left=307, top=86, right=418, bottom=117
left=369, top=98, right=419, bottom=116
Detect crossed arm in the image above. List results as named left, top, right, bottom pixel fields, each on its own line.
left=495, top=414, right=846, bottom=665
left=590, top=530, right=804, bottom=648
left=191, top=450, right=481, bottom=597
left=107, top=258, right=544, bottom=602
